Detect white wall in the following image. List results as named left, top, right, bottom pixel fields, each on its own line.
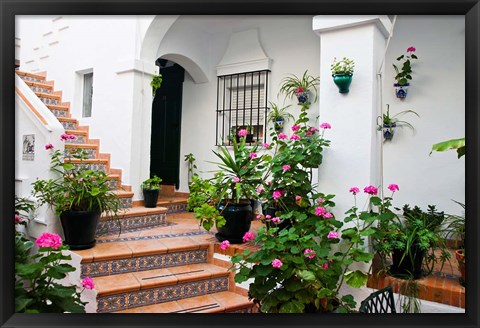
left=156, top=15, right=320, bottom=192
left=382, top=16, right=465, bottom=215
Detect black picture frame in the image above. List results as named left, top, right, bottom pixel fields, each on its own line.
left=1, top=1, right=478, bottom=327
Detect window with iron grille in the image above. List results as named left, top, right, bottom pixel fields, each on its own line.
left=216, top=70, right=269, bottom=146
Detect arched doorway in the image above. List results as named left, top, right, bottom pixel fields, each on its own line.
left=150, top=60, right=185, bottom=187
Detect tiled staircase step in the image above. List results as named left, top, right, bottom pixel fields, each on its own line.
left=46, top=104, right=70, bottom=118
left=57, top=117, right=78, bottom=130
left=106, top=173, right=122, bottom=190
left=16, top=71, right=46, bottom=83
left=97, top=206, right=168, bottom=235
left=65, top=143, right=98, bottom=159
left=116, top=291, right=257, bottom=313
left=94, top=263, right=230, bottom=313
left=24, top=80, right=53, bottom=94
left=112, top=190, right=134, bottom=208
left=35, top=91, right=61, bottom=105
left=64, top=129, right=88, bottom=144
left=65, top=157, right=109, bottom=172
left=75, top=238, right=211, bottom=277
left=156, top=197, right=188, bottom=214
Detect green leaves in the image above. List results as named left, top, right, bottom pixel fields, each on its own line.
left=344, top=270, right=368, bottom=288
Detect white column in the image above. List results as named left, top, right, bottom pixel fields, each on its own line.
left=313, top=16, right=391, bottom=217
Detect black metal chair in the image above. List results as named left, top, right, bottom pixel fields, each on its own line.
left=359, top=286, right=396, bottom=313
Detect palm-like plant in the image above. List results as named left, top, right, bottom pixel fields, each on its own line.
left=279, top=70, right=320, bottom=102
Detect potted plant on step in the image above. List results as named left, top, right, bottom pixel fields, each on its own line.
left=279, top=70, right=320, bottom=104
left=32, top=142, right=122, bottom=250
left=266, top=102, right=294, bottom=133
left=393, top=46, right=418, bottom=98
left=331, top=57, right=355, bottom=93
left=141, top=175, right=163, bottom=208
left=377, top=104, right=419, bottom=140
left=193, top=129, right=266, bottom=243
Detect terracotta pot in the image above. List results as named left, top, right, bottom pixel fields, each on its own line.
left=455, top=249, right=465, bottom=285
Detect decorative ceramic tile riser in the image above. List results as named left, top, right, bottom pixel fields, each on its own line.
left=81, top=248, right=208, bottom=278
left=96, top=213, right=167, bottom=236
left=166, top=204, right=187, bottom=214
left=229, top=307, right=258, bottom=313
left=107, top=178, right=119, bottom=190
left=50, top=109, right=68, bottom=118
left=65, top=148, right=96, bottom=159
left=72, top=162, right=106, bottom=172
left=119, top=197, right=133, bottom=209
left=28, top=85, right=52, bottom=94
left=39, top=96, right=59, bottom=105
left=97, top=277, right=229, bottom=313
left=19, top=75, right=44, bottom=83
left=60, top=121, right=77, bottom=130
left=65, top=135, right=86, bottom=144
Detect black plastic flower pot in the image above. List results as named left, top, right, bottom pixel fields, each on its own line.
left=262, top=205, right=292, bottom=232
left=215, top=201, right=252, bottom=244
left=60, top=210, right=101, bottom=250
left=390, top=244, right=425, bottom=279
left=143, top=188, right=160, bottom=208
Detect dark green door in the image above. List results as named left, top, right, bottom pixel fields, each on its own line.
left=150, top=64, right=184, bottom=187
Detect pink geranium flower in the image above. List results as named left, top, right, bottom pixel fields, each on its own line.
left=237, top=129, right=248, bottom=137
left=262, top=143, right=270, bottom=149
left=349, top=187, right=360, bottom=195
left=272, top=259, right=283, bottom=268
left=272, top=190, right=283, bottom=200
left=323, top=263, right=329, bottom=270
left=304, top=249, right=316, bottom=259
left=323, top=212, right=333, bottom=219
left=364, top=185, right=378, bottom=195
left=242, top=232, right=255, bottom=243
left=291, top=124, right=301, bottom=132
left=15, top=214, right=23, bottom=224
left=257, top=187, right=263, bottom=194
left=265, top=215, right=271, bottom=219
left=45, top=143, right=54, bottom=150
left=317, top=198, right=324, bottom=204
left=407, top=46, right=416, bottom=52
left=315, top=207, right=326, bottom=217
left=232, top=177, right=241, bottom=183
left=296, top=87, right=304, bottom=93
left=81, top=277, right=95, bottom=290
left=290, top=134, right=300, bottom=141
left=220, top=240, right=230, bottom=250
left=310, top=127, right=318, bottom=133
left=320, top=122, right=331, bottom=129
left=327, top=231, right=339, bottom=239
left=35, top=232, right=63, bottom=250
left=295, top=195, right=301, bottom=201
left=271, top=217, right=281, bottom=223
left=249, top=152, right=258, bottom=159
left=388, top=184, right=399, bottom=192
left=282, top=164, right=291, bottom=172
left=305, top=131, right=312, bottom=136
left=278, top=133, right=287, bottom=140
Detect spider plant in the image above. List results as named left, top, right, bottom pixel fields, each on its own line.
left=278, top=70, right=320, bottom=102
left=377, top=104, right=419, bottom=139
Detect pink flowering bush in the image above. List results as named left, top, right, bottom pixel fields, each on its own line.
left=15, top=225, right=92, bottom=312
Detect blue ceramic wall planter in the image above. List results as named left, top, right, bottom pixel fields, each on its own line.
left=394, top=83, right=409, bottom=99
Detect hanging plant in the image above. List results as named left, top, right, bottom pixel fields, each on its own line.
left=151, top=73, right=163, bottom=97
left=377, top=104, right=419, bottom=141
left=331, top=57, right=355, bottom=93
left=393, top=46, right=418, bottom=99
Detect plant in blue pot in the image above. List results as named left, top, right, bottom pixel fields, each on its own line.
left=267, top=102, right=294, bottom=133
left=393, top=46, right=418, bottom=99
left=278, top=70, right=319, bottom=105
left=377, top=104, right=419, bottom=141
left=331, top=57, right=355, bottom=93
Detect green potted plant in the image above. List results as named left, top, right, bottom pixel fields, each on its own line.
left=141, top=175, right=162, bottom=208
left=279, top=70, right=320, bottom=104
left=393, top=46, right=418, bottom=98
left=331, top=57, right=355, bottom=93
left=377, top=104, right=419, bottom=140
left=150, top=73, right=163, bottom=97
left=192, top=130, right=266, bottom=243
left=32, top=141, right=121, bottom=250
left=266, top=102, right=294, bottom=132
left=374, top=204, right=450, bottom=279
